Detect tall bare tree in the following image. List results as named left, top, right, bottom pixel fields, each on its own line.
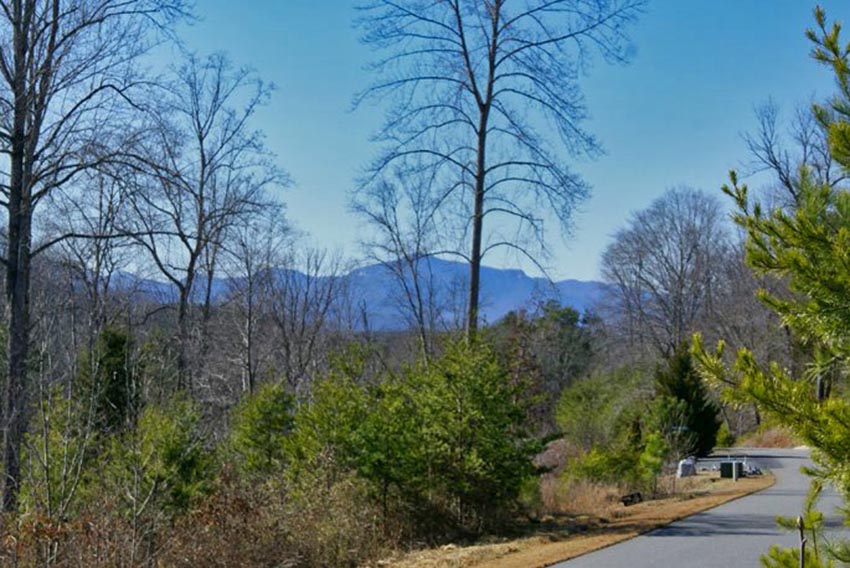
left=222, top=205, right=289, bottom=395
left=266, top=247, right=347, bottom=398
left=601, top=187, right=728, bottom=357
left=355, top=0, right=643, bottom=338
left=353, top=177, right=445, bottom=359
left=0, top=0, right=187, bottom=511
left=126, top=53, right=285, bottom=393
left=51, top=173, right=134, bottom=340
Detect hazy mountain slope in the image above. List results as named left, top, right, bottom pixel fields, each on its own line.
left=117, top=259, right=609, bottom=330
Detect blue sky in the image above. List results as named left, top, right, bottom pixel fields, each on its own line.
left=171, top=1, right=850, bottom=281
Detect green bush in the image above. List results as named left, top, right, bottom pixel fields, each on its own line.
left=556, top=366, right=650, bottom=452
left=285, top=373, right=369, bottom=478
left=409, top=341, right=541, bottom=528
left=570, top=447, right=640, bottom=487
left=286, top=339, right=541, bottom=535
left=102, top=396, right=213, bottom=516
left=716, top=422, right=735, bottom=447
left=228, top=382, right=294, bottom=477
left=21, top=386, right=98, bottom=517
left=638, top=432, right=668, bottom=496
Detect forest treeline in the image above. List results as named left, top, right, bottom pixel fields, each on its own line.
left=1, top=1, right=850, bottom=567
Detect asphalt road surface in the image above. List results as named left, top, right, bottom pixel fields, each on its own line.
left=553, top=449, right=843, bottom=567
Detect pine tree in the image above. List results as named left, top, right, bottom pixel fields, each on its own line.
left=76, top=327, right=137, bottom=433
left=655, top=345, right=720, bottom=456
left=693, top=7, right=850, bottom=564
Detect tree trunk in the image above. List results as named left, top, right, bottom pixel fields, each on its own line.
left=3, top=206, right=32, bottom=513
left=176, top=286, right=191, bottom=393
left=244, top=276, right=256, bottom=394
left=467, top=98, right=491, bottom=340
left=3, top=0, right=33, bottom=511
left=465, top=2, right=499, bottom=341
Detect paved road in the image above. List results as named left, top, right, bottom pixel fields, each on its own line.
left=553, top=449, right=843, bottom=567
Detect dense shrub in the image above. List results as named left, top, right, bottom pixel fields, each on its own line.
left=556, top=366, right=650, bottom=453
left=101, top=396, right=213, bottom=517
left=228, top=382, right=294, bottom=477
left=570, top=447, right=640, bottom=487
left=558, top=364, right=706, bottom=494
left=5, top=340, right=542, bottom=565
left=715, top=422, right=735, bottom=447
left=287, top=339, right=541, bottom=536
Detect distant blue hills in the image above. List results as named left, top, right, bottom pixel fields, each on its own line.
left=116, top=258, right=610, bottom=330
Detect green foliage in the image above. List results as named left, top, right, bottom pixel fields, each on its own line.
left=21, top=386, right=97, bottom=517
left=761, top=545, right=834, bottom=568
left=411, top=341, right=541, bottom=525
left=228, top=382, right=294, bottom=477
left=570, top=447, right=640, bottom=486
left=286, top=373, right=369, bottom=477
left=558, top=366, right=658, bottom=489
left=716, top=421, right=735, bottom=447
left=486, top=301, right=596, bottom=432
left=559, top=363, right=710, bottom=492
left=646, top=395, right=697, bottom=461
left=352, top=377, right=420, bottom=511
left=655, top=346, right=720, bottom=456
left=287, top=339, right=540, bottom=534
left=76, top=327, right=137, bottom=433
left=762, top=481, right=835, bottom=566
left=103, top=396, right=212, bottom=516
left=638, top=432, right=668, bottom=495
left=693, top=8, right=850, bottom=565
left=556, top=366, right=650, bottom=452
left=529, top=302, right=595, bottom=387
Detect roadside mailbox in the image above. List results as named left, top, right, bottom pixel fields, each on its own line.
left=720, top=461, right=744, bottom=480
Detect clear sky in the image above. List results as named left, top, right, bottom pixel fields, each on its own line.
left=169, top=1, right=850, bottom=281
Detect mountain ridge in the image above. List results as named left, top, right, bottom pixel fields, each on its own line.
left=117, top=258, right=610, bottom=330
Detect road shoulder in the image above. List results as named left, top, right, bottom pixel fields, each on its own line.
left=386, top=473, right=774, bottom=568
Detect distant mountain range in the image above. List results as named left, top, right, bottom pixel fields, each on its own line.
left=117, top=258, right=610, bottom=330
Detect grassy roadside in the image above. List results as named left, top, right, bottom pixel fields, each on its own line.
left=382, top=471, right=774, bottom=568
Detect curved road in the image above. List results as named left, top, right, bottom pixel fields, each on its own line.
left=554, top=449, right=843, bottom=567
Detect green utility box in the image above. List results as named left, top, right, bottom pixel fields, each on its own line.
left=720, top=461, right=744, bottom=479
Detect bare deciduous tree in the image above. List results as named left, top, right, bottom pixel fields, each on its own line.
left=51, top=174, right=134, bottom=340
left=744, top=99, right=846, bottom=206
left=353, top=177, right=446, bottom=359
left=355, top=0, right=644, bottom=338
left=0, top=0, right=188, bottom=511
left=126, top=53, right=285, bottom=392
left=222, top=205, right=290, bottom=395
left=601, top=187, right=728, bottom=357
left=266, top=247, right=348, bottom=398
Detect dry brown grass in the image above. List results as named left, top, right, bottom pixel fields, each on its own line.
left=540, top=478, right=620, bottom=518
left=382, top=471, right=774, bottom=568
left=737, top=426, right=799, bottom=448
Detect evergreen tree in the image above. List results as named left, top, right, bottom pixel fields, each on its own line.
left=76, top=327, right=137, bottom=433
left=655, top=345, right=720, bottom=456
left=229, top=383, right=295, bottom=477
left=694, top=7, right=850, bottom=565
left=286, top=340, right=541, bottom=534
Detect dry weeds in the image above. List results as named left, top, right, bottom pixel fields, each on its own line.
left=382, top=471, right=774, bottom=568
left=737, top=426, right=799, bottom=448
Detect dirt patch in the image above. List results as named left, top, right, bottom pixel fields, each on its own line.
left=382, top=472, right=774, bottom=568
